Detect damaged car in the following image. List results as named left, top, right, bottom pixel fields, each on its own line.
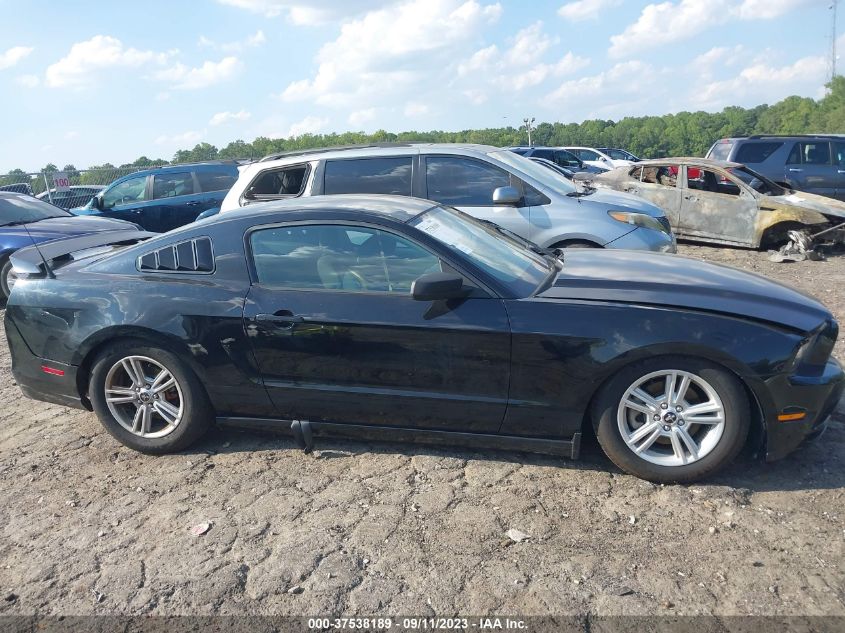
left=588, top=158, right=845, bottom=249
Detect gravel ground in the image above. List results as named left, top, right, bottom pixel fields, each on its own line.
left=0, top=243, right=842, bottom=618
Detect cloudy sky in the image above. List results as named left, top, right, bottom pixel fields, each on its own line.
left=0, top=0, right=837, bottom=171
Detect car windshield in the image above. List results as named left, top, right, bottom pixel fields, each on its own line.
left=600, top=148, right=637, bottom=161
left=727, top=166, right=785, bottom=196
left=0, top=194, right=72, bottom=226
left=488, top=149, right=576, bottom=196
left=409, top=205, right=553, bottom=297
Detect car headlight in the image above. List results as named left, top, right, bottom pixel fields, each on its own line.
left=608, top=211, right=671, bottom=235
left=789, top=319, right=838, bottom=375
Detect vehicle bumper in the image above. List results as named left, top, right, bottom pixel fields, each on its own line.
left=604, top=227, right=677, bottom=253
left=764, top=358, right=845, bottom=461
left=4, top=317, right=86, bottom=410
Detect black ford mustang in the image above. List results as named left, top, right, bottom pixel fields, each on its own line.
left=5, top=195, right=843, bottom=482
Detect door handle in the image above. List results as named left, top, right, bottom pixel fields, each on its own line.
left=788, top=168, right=804, bottom=173
left=838, top=170, right=845, bottom=174
left=255, top=313, right=305, bottom=325
left=684, top=195, right=698, bottom=202
left=185, top=201, right=201, bottom=206
left=626, top=188, right=640, bottom=194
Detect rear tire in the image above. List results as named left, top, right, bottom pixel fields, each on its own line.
left=1, top=259, right=16, bottom=299
left=592, top=356, right=749, bottom=483
left=89, top=341, right=213, bottom=454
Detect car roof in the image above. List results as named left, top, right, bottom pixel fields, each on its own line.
left=209, top=194, right=438, bottom=224
left=127, top=161, right=241, bottom=177
left=633, top=157, right=743, bottom=169
left=720, top=134, right=845, bottom=142
left=256, top=142, right=501, bottom=165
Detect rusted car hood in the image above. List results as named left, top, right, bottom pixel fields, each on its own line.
left=765, top=191, right=845, bottom=220
left=537, top=249, right=830, bottom=332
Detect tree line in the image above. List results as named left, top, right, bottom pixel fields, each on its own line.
left=5, top=76, right=845, bottom=184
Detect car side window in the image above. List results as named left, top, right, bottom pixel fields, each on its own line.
left=425, top=156, right=511, bottom=206
left=835, top=142, right=845, bottom=167
left=246, top=164, right=309, bottom=201
left=197, top=169, right=237, bottom=192
left=102, top=175, right=147, bottom=209
left=688, top=168, right=740, bottom=196
left=641, top=165, right=678, bottom=187
left=152, top=172, right=195, bottom=199
left=788, top=142, right=832, bottom=166
left=579, top=150, right=601, bottom=161
left=251, top=224, right=441, bottom=292
left=324, top=158, right=412, bottom=195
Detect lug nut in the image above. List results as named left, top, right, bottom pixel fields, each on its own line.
left=678, top=420, right=685, bottom=426
left=675, top=405, right=683, bottom=412
left=662, top=425, right=671, bottom=431
left=653, top=414, right=661, bottom=421
left=661, top=403, right=668, bottom=409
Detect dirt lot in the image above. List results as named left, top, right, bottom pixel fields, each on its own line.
left=0, top=243, right=843, bottom=619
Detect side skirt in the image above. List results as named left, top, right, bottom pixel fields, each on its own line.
left=216, top=417, right=581, bottom=460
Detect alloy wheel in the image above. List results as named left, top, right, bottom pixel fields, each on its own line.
left=617, top=369, right=726, bottom=467
left=103, top=355, right=184, bottom=438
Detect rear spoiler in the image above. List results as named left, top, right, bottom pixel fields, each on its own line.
left=11, top=229, right=157, bottom=276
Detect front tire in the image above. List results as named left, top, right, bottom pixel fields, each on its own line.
left=592, top=356, right=750, bottom=483
left=89, top=342, right=213, bottom=454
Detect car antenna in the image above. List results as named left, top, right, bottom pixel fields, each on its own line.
left=22, top=225, right=56, bottom=279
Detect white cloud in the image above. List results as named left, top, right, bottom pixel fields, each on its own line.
left=697, top=55, right=827, bottom=110
left=153, top=56, right=243, bottom=90
left=216, top=0, right=393, bottom=25
left=64, top=131, right=80, bottom=140
left=198, top=29, right=266, bottom=52
left=155, top=130, right=206, bottom=146
left=210, top=109, right=252, bottom=126
left=558, top=0, right=621, bottom=22
left=287, top=115, right=328, bottom=137
left=15, top=74, right=39, bottom=88
left=609, top=0, right=813, bottom=58
left=404, top=102, right=429, bottom=117
left=280, top=0, right=502, bottom=107
left=0, top=46, right=33, bottom=70
left=46, top=36, right=172, bottom=88
left=348, top=108, right=377, bottom=126
left=456, top=22, right=590, bottom=96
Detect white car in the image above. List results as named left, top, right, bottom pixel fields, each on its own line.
left=562, top=147, right=633, bottom=170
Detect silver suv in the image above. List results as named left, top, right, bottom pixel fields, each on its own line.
left=219, top=143, right=676, bottom=253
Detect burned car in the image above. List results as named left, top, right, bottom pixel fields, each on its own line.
left=589, top=158, right=845, bottom=249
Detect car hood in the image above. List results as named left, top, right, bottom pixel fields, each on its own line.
left=764, top=191, right=845, bottom=220
left=576, top=187, right=665, bottom=218
left=20, top=216, right=138, bottom=241
left=537, top=249, right=830, bottom=332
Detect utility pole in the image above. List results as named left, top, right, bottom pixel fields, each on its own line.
left=522, top=117, right=535, bottom=147
left=831, top=0, right=839, bottom=86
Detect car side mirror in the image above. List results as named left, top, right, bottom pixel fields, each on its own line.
left=92, top=195, right=103, bottom=210
left=492, top=186, right=521, bottom=206
left=411, top=272, right=466, bottom=301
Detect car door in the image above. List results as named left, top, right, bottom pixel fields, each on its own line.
left=625, top=164, right=684, bottom=228
left=242, top=221, right=511, bottom=433
left=194, top=168, right=239, bottom=214
left=98, top=174, right=153, bottom=226
left=833, top=142, right=845, bottom=201
left=785, top=141, right=838, bottom=198
left=147, top=171, right=200, bottom=232
left=423, top=155, right=534, bottom=241
left=680, top=166, right=758, bottom=245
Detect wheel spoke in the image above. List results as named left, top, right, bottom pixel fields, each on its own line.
left=635, top=428, right=662, bottom=454
left=151, top=370, right=175, bottom=394
left=121, top=358, right=146, bottom=387
left=153, top=400, right=180, bottom=425
left=139, top=405, right=152, bottom=435
left=105, top=387, right=136, bottom=404
left=669, top=429, right=687, bottom=464
left=664, top=371, right=678, bottom=404
left=631, top=388, right=660, bottom=409
left=685, top=413, right=724, bottom=425
left=674, top=375, right=691, bottom=405
left=683, top=401, right=721, bottom=417
left=131, top=405, right=144, bottom=433
left=628, top=421, right=660, bottom=445
left=676, top=426, right=700, bottom=460
left=623, top=399, right=653, bottom=415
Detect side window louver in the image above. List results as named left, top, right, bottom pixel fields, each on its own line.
left=138, top=237, right=214, bottom=273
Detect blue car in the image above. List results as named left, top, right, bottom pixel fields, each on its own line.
left=72, top=162, right=239, bottom=233
left=0, top=192, right=142, bottom=298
